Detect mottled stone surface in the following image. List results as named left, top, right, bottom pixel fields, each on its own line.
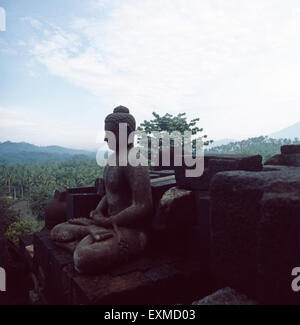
left=192, top=287, right=257, bottom=305
left=152, top=186, right=197, bottom=256
left=33, top=229, right=74, bottom=303
left=264, top=154, right=286, bottom=166
left=150, top=176, right=177, bottom=214
left=206, top=154, right=262, bottom=172
left=71, top=258, right=208, bottom=305
left=189, top=192, right=211, bottom=265
left=264, top=145, right=300, bottom=167
left=281, top=145, right=300, bottom=155
left=283, top=153, right=300, bottom=167
left=258, top=192, right=300, bottom=304
left=153, top=186, right=196, bottom=231
left=210, top=166, right=300, bottom=304
left=175, top=154, right=262, bottom=191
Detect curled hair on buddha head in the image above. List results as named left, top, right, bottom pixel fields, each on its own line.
left=105, top=106, right=136, bottom=134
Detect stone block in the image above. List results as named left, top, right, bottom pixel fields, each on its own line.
left=264, top=154, right=286, bottom=166
left=175, top=167, right=211, bottom=191
left=152, top=186, right=196, bottom=230
left=151, top=186, right=197, bottom=256
left=281, top=145, right=300, bottom=155
left=72, top=271, right=152, bottom=305
left=210, top=166, right=300, bottom=303
left=192, top=287, right=257, bottom=305
left=47, top=247, right=73, bottom=303
left=150, top=177, right=177, bottom=214
left=33, top=229, right=56, bottom=276
left=282, top=153, right=300, bottom=167
left=33, top=229, right=74, bottom=303
left=258, top=192, right=300, bottom=304
left=186, top=192, right=210, bottom=263
left=71, top=257, right=205, bottom=305
left=175, top=154, right=262, bottom=191
left=210, top=170, right=264, bottom=298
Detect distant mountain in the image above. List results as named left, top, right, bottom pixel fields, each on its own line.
left=0, top=141, right=96, bottom=163
left=270, top=121, right=300, bottom=140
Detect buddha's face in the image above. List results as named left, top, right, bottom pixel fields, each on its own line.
left=104, top=121, right=133, bottom=152
left=104, top=129, right=118, bottom=151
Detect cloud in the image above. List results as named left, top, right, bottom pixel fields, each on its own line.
left=0, top=39, right=17, bottom=55
left=0, top=107, right=36, bottom=127
left=21, top=16, right=43, bottom=30
left=24, top=0, right=300, bottom=139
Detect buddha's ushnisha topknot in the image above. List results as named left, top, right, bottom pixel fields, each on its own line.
left=105, top=106, right=136, bottom=133
left=113, top=106, right=130, bottom=114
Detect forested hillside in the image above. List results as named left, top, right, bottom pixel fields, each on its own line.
left=0, top=141, right=96, bottom=163
left=206, top=136, right=300, bottom=161
left=0, top=155, right=104, bottom=218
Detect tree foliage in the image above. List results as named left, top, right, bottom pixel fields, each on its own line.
left=138, top=112, right=212, bottom=143
left=137, top=112, right=213, bottom=165
left=0, top=155, right=103, bottom=219
left=5, top=221, right=43, bottom=245
left=0, top=198, right=18, bottom=236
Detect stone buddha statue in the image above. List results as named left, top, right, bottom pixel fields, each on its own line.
left=51, top=106, right=153, bottom=274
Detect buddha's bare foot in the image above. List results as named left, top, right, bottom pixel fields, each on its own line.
left=54, top=240, right=80, bottom=253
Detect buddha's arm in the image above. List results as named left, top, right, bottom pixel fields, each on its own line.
left=90, top=195, right=108, bottom=218
left=96, top=195, right=108, bottom=214
left=111, top=165, right=153, bottom=227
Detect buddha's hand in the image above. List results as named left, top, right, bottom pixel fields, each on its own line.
left=68, top=218, right=94, bottom=226
left=93, top=216, right=113, bottom=228
left=89, top=209, right=103, bottom=219
left=90, top=210, right=111, bottom=226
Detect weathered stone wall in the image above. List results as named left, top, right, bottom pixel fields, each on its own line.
left=210, top=165, right=300, bottom=304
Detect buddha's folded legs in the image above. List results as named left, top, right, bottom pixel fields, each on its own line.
left=73, top=227, right=148, bottom=274
left=51, top=221, right=91, bottom=243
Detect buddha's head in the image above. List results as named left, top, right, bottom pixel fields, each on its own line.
left=104, top=106, right=136, bottom=151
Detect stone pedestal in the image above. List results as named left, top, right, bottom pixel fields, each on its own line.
left=33, top=230, right=212, bottom=304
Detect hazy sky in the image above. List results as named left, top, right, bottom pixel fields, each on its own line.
left=1, top=0, right=300, bottom=150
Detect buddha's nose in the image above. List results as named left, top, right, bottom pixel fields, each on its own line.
left=104, top=137, right=108, bottom=142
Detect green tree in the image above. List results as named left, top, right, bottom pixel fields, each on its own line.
left=137, top=112, right=213, bottom=166
left=0, top=198, right=18, bottom=236
left=5, top=220, right=42, bottom=245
